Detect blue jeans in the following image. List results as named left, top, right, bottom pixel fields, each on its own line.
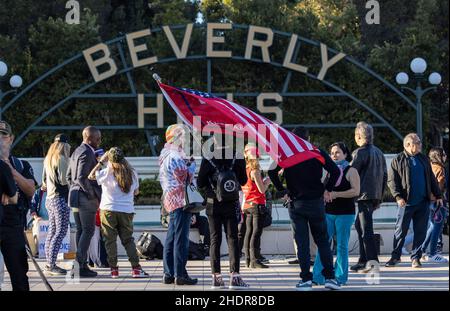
left=391, top=200, right=430, bottom=260
left=421, top=203, right=447, bottom=257
left=288, top=198, right=335, bottom=282
left=313, top=214, right=355, bottom=285
left=163, top=208, right=191, bottom=278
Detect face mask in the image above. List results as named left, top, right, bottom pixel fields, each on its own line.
left=334, top=159, right=349, bottom=168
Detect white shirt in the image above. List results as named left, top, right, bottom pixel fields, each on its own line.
left=96, top=166, right=139, bottom=214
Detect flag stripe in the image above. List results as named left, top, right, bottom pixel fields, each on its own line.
left=157, top=82, right=325, bottom=168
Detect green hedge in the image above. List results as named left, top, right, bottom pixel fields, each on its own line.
left=135, top=177, right=395, bottom=206
left=136, top=179, right=163, bottom=205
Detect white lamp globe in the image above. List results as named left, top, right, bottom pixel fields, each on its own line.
left=396, top=72, right=409, bottom=85
left=428, top=72, right=442, bottom=85
left=0, top=61, right=7, bottom=77
left=410, top=57, right=427, bottom=74
left=9, top=75, right=23, bottom=88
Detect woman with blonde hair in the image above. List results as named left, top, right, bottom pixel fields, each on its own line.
left=89, top=147, right=148, bottom=279
left=42, top=134, right=71, bottom=275
left=242, top=143, right=271, bottom=269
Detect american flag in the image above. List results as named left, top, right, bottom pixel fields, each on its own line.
left=157, top=81, right=324, bottom=168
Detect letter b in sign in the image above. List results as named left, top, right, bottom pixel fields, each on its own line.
left=66, top=0, right=80, bottom=25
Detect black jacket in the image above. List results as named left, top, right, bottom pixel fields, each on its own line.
left=67, top=143, right=102, bottom=207
left=351, top=144, right=387, bottom=201
left=388, top=151, right=441, bottom=203
left=268, top=149, right=340, bottom=200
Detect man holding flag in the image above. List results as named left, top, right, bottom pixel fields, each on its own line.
left=268, top=127, right=341, bottom=290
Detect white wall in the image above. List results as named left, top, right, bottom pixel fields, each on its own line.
left=23, top=154, right=397, bottom=185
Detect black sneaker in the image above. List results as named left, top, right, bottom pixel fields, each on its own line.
left=211, top=274, right=226, bottom=289
left=385, top=258, right=401, bottom=267
left=229, top=275, right=250, bottom=289
left=258, top=256, right=269, bottom=264
left=79, top=266, right=98, bottom=278
left=288, top=259, right=299, bottom=265
left=250, top=260, right=269, bottom=269
left=350, top=262, right=366, bottom=271
left=358, top=260, right=380, bottom=273
left=176, top=276, right=198, bottom=285
left=45, top=265, right=67, bottom=276
left=163, top=275, right=175, bottom=284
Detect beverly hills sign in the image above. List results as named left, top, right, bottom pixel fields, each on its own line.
left=82, top=23, right=347, bottom=128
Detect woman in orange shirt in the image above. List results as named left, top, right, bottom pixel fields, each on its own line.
left=242, top=143, right=271, bottom=269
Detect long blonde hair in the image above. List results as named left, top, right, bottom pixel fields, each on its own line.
left=245, top=157, right=260, bottom=171
left=110, top=160, right=135, bottom=193
left=244, top=143, right=260, bottom=172
left=44, top=142, right=70, bottom=174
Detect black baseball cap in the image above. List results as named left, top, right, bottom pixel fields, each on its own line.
left=0, top=121, right=12, bottom=135
left=54, top=133, right=69, bottom=144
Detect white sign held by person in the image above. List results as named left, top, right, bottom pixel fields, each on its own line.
left=33, top=220, right=71, bottom=259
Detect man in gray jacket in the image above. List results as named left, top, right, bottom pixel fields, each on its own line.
left=350, top=122, right=387, bottom=273
left=386, top=133, right=442, bottom=268
left=67, top=126, right=102, bottom=277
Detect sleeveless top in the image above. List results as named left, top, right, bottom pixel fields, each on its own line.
left=326, top=166, right=356, bottom=215
left=242, top=166, right=266, bottom=209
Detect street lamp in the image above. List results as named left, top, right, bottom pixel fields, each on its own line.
left=395, top=57, right=441, bottom=140
left=0, top=60, right=23, bottom=120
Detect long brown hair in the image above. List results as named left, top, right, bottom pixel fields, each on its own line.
left=429, top=147, right=446, bottom=167
left=110, top=159, right=135, bottom=193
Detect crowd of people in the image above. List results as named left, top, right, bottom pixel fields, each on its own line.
left=0, top=119, right=448, bottom=291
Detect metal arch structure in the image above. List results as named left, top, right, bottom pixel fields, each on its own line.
left=3, top=23, right=417, bottom=153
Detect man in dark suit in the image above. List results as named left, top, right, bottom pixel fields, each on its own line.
left=67, top=126, right=102, bottom=277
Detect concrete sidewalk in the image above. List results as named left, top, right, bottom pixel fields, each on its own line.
left=1, top=255, right=448, bottom=291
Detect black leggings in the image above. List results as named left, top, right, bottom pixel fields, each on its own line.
left=243, top=206, right=264, bottom=262
left=208, top=213, right=240, bottom=274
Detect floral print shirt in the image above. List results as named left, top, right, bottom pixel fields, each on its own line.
left=159, top=143, right=195, bottom=213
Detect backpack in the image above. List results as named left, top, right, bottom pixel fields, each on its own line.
left=188, top=240, right=206, bottom=260
left=30, top=188, right=49, bottom=220
left=262, top=191, right=273, bottom=228
left=207, top=155, right=240, bottom=202
left=136, top=232, right=164, bottom=260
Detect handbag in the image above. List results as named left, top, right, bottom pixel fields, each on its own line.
left=184, top=179, right=206, bottom=213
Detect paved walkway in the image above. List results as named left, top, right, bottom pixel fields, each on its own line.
left=1, top=255, right=448, bottom=291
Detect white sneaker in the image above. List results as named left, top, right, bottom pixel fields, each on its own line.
left=428, top=254, right=448, bottom=263
left=324, top=279, right=341, bottom=290
left=295, top=280, right=313, bottom=291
